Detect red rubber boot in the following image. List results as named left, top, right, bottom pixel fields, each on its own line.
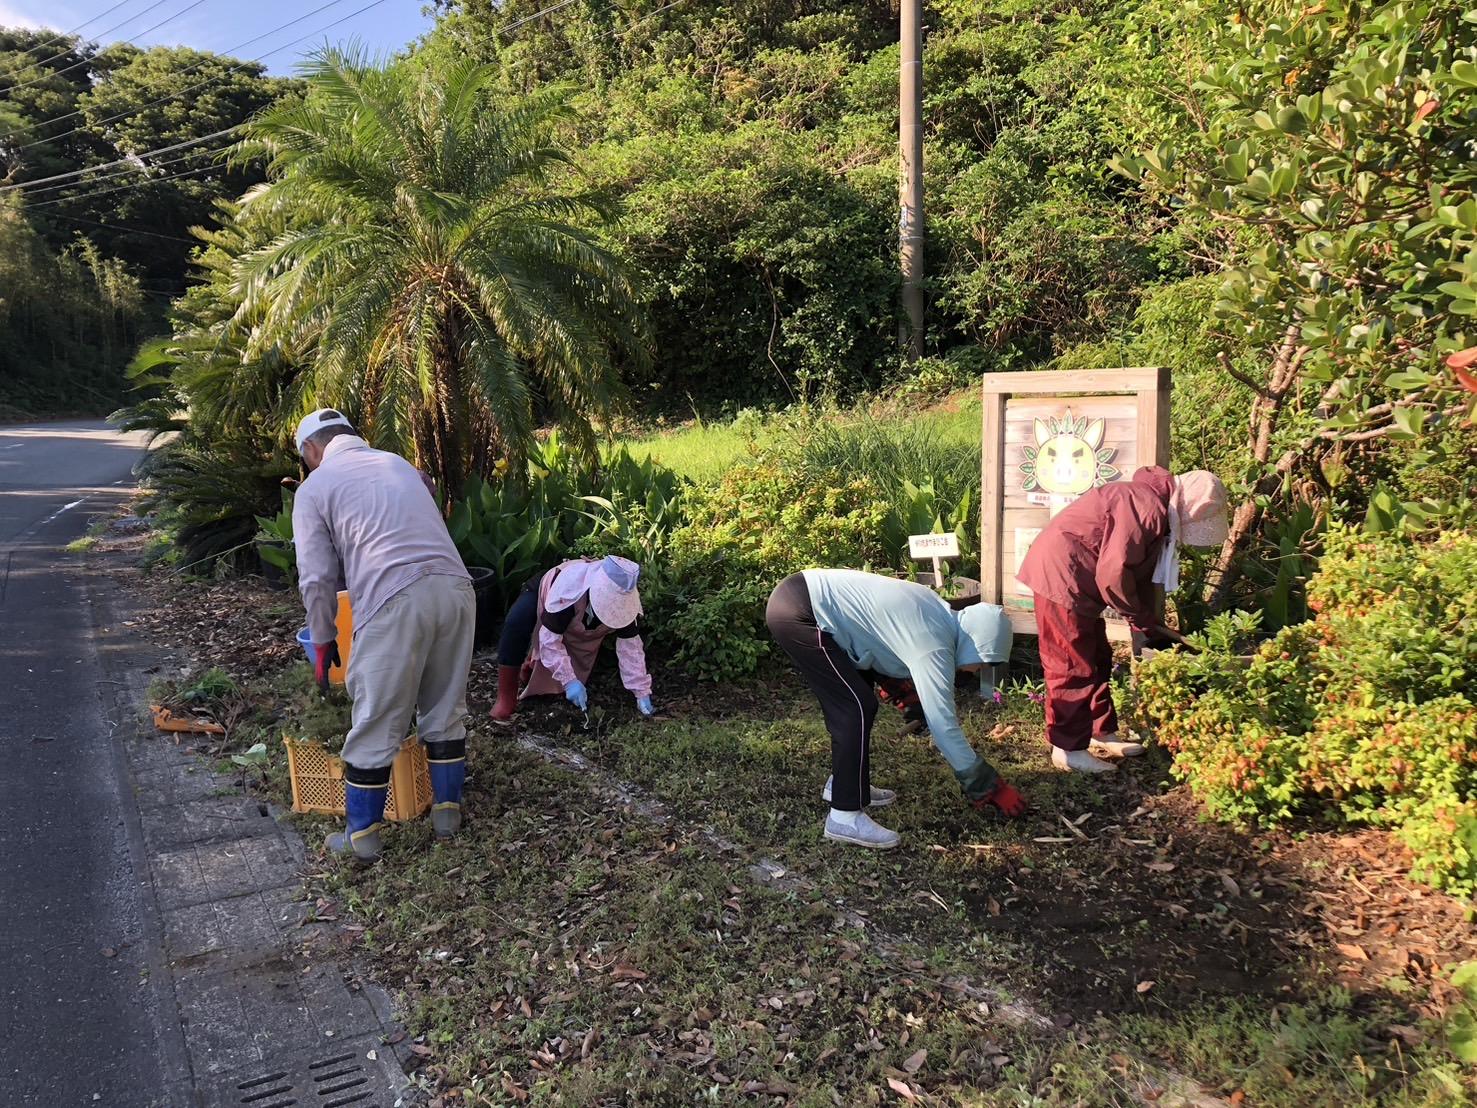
left=490, top=664, right=521, bottom=726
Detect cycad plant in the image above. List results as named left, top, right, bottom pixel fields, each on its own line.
left=231, top=49, right=648, bottom=494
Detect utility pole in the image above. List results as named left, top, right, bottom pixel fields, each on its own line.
left=898, top=0, right=924, bottom=361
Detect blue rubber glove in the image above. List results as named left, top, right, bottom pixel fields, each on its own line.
left=564, top=680, right=588, bottom=711
left=636, top=695, right=654, bottom=716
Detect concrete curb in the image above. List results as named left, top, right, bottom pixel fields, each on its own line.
left=87, top=537, right=421, bottom=1107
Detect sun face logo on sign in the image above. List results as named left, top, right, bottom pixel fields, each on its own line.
left=1019, top=410, right=1119, bottom=507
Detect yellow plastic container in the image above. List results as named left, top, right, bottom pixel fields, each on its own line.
left=283, top=735, right=431, bottom=822
left=331, top=590, right=352, bottom=685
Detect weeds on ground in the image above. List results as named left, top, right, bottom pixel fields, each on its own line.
left=181, top=651, right=1476, bottom=1104
left=316, top=734, right=1055, bottom=1104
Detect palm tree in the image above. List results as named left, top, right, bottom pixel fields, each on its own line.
left=231, top=49, right=648, bottom=494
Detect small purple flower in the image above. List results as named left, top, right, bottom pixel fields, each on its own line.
left=1028, top=691, right=1046, bottom=705
left=992, top=688, right=1005, bottom=706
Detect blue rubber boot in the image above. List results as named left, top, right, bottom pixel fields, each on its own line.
left=326, top=765, right=390, bottom=863
left=424, top=737, right=466, bottom=841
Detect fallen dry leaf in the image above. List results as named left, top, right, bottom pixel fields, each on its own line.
left=1136, top=980, right=1156, bottom=993
left=612, top=964, right=648, bottom=981
left=581, top=1027, right=599, bottom=1059
left=501, top=1075, right=529, bottom=1102
left=902, top=1048, right=927, bottom=1074
left=1145, top=861, right=1176, bottom=873
left=886, top=1076, right=918, bottom=1101
left=1336, top=942, right=1370, bottom=962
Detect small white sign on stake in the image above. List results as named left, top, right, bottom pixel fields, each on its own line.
left=908, top=532, right=960, bottom=590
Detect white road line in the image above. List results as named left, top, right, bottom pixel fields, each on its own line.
left=41, top=497, right=88, bottom=525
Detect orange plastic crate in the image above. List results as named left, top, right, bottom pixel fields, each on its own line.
left=283, top=735, right=432, bottom=822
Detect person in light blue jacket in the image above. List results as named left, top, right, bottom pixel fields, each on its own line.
left=766, top=569, right=1027, bottom=850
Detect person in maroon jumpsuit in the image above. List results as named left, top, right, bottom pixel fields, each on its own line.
left=1017, top=467, right=1228, bottom=773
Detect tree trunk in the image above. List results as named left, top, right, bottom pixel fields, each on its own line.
left=1204, top=324, right=1308, bottom=612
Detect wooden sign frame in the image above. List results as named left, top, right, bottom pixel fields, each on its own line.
left=979, top=367, right=1171, bottom=639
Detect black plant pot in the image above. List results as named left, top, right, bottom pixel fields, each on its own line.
left=466, top=566, right=497, bottom=650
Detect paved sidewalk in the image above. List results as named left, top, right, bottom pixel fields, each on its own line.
left=87, top=538, right=417, bottom=1108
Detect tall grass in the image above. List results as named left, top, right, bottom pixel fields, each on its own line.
left=783, top=416, right=979, bottom=504
left=624, top=419, right=771, bottom=483
left=624, top=390, right=981, bottom=484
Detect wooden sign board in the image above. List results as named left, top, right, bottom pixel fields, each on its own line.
left=908, top=532, right=960, bottom=559
left=979, top=368, right=1171, bottom=640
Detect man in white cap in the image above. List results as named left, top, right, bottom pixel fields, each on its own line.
left=489, top=555, right=654, bottom=724
left=291, top=408, right=475, bottom=861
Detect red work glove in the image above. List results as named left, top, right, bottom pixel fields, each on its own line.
left=314, top=642, right=342, bottom=694
left=973, top=779, right=1027, bottom=818
left=878, top=678, right=926, bottom=732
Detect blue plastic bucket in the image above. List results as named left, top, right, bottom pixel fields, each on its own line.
left=296, top=627, right=314, bottom=665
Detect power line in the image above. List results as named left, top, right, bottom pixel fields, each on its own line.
left=3, top=0, right=210, bottom=97
left=5, top=0, right=143, bottom=60
left=18, top=140, right=229, bottom=199
left=5, top=0, right=689, bottom=206
left=545, top=0, right=690, bottom=64
left=4, top=0, right=396, bottom=156
left=23, top=162, right=218, bottom=209
left=487, top=0, right=579, bottom=39
left=9, top=0, right=593, bottom=154
left=0, top=125, right=238, bottom=192
left=28, top=206, right=201, bottom=244
left=3, top=0, right=363, bottom=143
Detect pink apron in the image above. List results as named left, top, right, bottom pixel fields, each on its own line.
left=520, top=564, right=608, bottom=699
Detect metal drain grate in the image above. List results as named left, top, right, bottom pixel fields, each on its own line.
left=216, top=1045, right=392, bottom=1108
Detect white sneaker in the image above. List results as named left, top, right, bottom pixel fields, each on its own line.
left=1089, top=732, right=1145, bottom=757
left=822, top=775, right=897, bottom=808
left=1051, top=746, right=1117, bottom=774
left=823, top=811, right=901, bottom=850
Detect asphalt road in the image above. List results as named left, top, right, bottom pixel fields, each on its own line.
left=0, top=421, right=176, bottom=1105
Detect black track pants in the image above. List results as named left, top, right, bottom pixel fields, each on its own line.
left=766, top=573, right=876, bottom=811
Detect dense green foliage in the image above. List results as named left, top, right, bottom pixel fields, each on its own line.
left=446, top=437, right=684, bottom=612
left=1115, top=0, right=1477, bottom=441
left=0, top=205, right=144, bottom=415
left=1, top=29, right=291, bottom=414
left=1134, top=528, right=1477, bottom=895
left=425, top=0, right=1197, bottom=411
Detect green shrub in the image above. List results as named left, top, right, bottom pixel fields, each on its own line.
left=662, top=461, right=889, bottom=680
left=134, top=434, right=298, bottom=575
left=778, top=417, right=980, bottom=573
left=1136, top=527, right=1477, bottom=895
left=447, top=437, right=689, bottom=614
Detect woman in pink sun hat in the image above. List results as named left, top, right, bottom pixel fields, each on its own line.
left=1017, top=467, right=1229, bottom=774
left=490, top=555, right=654, bottom=724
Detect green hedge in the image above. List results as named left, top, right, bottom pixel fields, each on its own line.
left=1133, top=527, right=1477, bottom=896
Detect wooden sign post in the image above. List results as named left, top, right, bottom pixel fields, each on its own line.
left=979, top=367, right=1171, bottom=640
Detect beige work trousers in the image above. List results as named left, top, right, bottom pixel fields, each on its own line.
left=343, top=572, right=476, bottom=770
